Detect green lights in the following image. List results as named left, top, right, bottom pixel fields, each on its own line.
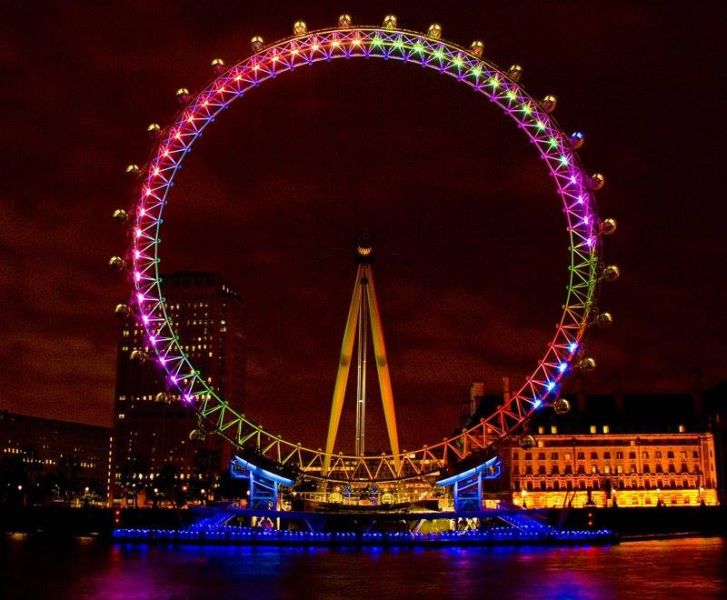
left=548, top=137, right=559, bottom=150
left=413, top=41, right=425, bottom=55
left=559, top=155, right=569, bottom=167
left=470, top=65, right=483, bottom=79
left=521, top=103, right=533, bottom=115
left=433, top=47, right=445, bottom=61
left=453, top=55, right=464, bottom=69
left=488, top=76, right=500, bottom=88
left=506, top=90, right=517, bottom=102
left=536, top=120, right=546, bottom=131
left=392, top=37, right=405, bottom=51
left=371, top=36, right=384, bottom=48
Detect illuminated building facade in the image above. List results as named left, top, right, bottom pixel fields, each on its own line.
left=0, top=411, right=111, bottom=498
left=507, top=431, right=718, bottom=509
left=110, top=272, right=245, bottom=504
left=472, top=384, right=723, bottom=508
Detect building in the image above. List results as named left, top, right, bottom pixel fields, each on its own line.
left=0, top=411, right=111, bottom=502
left=507, top=431, right=718, bottom=509
left=471, top=381, right=724, bottom=509
left=110, top=272, right=245, bottom=505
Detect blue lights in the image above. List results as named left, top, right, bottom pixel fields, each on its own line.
left=112, top=522, right=614, bottom=547
left=558, top=362, right=567, bottom=373
left=568, top=341, right=579, bottom=353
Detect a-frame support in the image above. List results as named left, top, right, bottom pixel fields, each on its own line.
left=323, top=246, right=401, bottom=475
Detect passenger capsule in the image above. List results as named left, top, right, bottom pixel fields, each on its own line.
left=155, top=392, right=170, bottom=403
left=579, top=357, right=597, bottom=372
left=596, top=312, right=614, bottom=327
left=175, top=88, right=190, bottom=104
left=602, top=265, right=620, bottom=282
left=383, top=14, right=397, bottom=29
left=427, top=23, right=442, bottom=39
left=570, top=131, right=585, bottom=149
left=293, top=20, right=307, bottom=35
left=542, top=94, right=558, bottom=113
left=147, top=123, right=162, bottom=138
left=114, top=303, right=130, bottom=318
left=125, top=164, right=141, bottom=177
left=251, top=36, right=264, bottom=51
left=189, top=429, right=206, bottom=443
left=589, top=173, right=606, bottom=190
left=211, top=58, right=225, bottom=73
left=600, top=218, right=617, bottom=236
left=108, top=256, right=125, bottom=271
left=553, top=398, right=571, bottom=415
left=508, top=64, right=523, bottom=82
left=470, top=40, right=484, bottom=57
left=519, top=435, right=536, bottom=450
left=112, top=209, right=128, bottom=224
left=338, top=14, right=352, bottom=27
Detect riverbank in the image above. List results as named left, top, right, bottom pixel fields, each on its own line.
left=2, top=505, right=725, bottom=541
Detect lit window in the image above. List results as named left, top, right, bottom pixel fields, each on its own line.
left=589, top=425, right=597, bottom=434
left=602, top=425, right=610, bottom=434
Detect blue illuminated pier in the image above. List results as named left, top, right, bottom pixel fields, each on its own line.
left=112, top=506, right=615, bottom=547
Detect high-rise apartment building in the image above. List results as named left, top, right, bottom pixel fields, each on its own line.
left=110, top=272, right=245, bottom=505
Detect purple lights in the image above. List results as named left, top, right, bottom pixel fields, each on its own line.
left=128, top=24, right=603, bottom=474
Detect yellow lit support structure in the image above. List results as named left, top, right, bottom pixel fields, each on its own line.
left=323, top=244, right=401, bottom=475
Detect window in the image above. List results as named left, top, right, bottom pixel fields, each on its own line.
left=538, top=426, right=545, bottom=434
left=655, top=451, right=662, bottom=459
left=538, top=465, right=547, bottom=475
left=604, top=466, right=611, bottom=474
left=590, top=425, right=597, bottom=434
left=642, top=451, right=650, bottom=459
left=667, top=451, right=674, bottom=459
left=590, top=452, right=598, bottom=460
left=513, top=452, right=520, bottom=461
left=550, top=426, right=558, bottom=434
left=565, top=453, right=572, bottom=461
left=525, top=452, right=532, bottom=461
left=629, top=451, right=636, bottom=459
left=604, top=452, right=611, bottom=459
left=525, top=466, right=533, bottom=475
left=591, top=465, right=598, bottom=474
left=602, top=425, right=610, bottom=433
left=552, top=465, right=560, bottom=475
left=577, top=452, right=585, bottom=460
left=538, top=452, right=546, bottom=460
left=550, top=452, right=558, bottom=460
left=616, top=451, right=624, bottom=459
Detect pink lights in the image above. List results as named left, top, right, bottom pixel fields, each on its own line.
left=128, top=25, right=603, bottom=464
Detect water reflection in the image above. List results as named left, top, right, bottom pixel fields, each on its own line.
left=1, top=537, right=725, bottom=599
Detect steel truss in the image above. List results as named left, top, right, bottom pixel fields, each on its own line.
left=127, top=19, right=605, bottom=484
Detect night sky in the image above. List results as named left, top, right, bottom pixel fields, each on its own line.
left=1, top=2, right=724, bottom=451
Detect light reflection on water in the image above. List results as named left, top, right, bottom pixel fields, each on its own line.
left=1, top=537, right=725, bottom=599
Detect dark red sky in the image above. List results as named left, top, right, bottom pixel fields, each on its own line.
left=1, top=1, right=725, bottom=450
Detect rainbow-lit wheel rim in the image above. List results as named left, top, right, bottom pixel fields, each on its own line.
left=128, top=22, right=604, bottom=482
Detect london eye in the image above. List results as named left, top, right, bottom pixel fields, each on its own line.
left=111, top=14, right=618, bottom=487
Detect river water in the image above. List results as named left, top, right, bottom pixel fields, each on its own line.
left=2, top=536, right=725, bottom=599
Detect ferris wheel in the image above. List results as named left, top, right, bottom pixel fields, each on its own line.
left=111, top=14, right=618, bottom=484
